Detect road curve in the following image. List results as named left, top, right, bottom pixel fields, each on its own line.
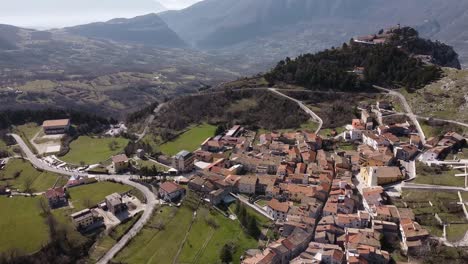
left=373, top=85, right=427, bottom=145
left=9, top=134, right=159, bottom=264
left=96, top=175, right=158, bottom=264
left=268, top=88, right=323, bottom=134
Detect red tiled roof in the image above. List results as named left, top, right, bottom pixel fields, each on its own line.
left=160, top=181, right=183, bottom=194
left=267, top=198, right=289, bottom=213
left=44, top=187, right=65, bottom=199
left=112, top=154, right=128, bottom=163
left=42, top=119, right=70, bottom=127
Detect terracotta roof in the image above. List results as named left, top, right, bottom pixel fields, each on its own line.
left=224, top=175, right=241, bottom=186
left=112, top=154, right=128, bottom=163
left=239, top=175, right=257, bottom=185
left=44, top=187, right=65, bottom=199
left=160, top=181, right=183, bottom=194
left=42, top=119, right=70, bottom=127
left=267, top=198, right=289, bottom=213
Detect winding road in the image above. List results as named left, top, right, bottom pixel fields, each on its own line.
left=268, top=88, right=323, bottom=134
left=9, top=134, right=159, bottom=264
left=136, top=102, right=166, bottom=142
left=373, top=85, right=427, bottom=145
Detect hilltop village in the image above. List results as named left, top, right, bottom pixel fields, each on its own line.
left=1, top=91, right=467, bottom=263
left=147, top=99, right=466, bottom=263
left=1, top=93, right=467, bottom=264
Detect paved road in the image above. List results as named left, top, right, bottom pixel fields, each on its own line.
left=402, top=182, right=468, bottom=192
left=268, top=88, right=323, bottom=134
left=415, top=115, right=468, bottom=129
left=95, top=175, right=158, bottom=264
left=10, top=134, right=88, bottom=177
left=136, top=103, right=166, bottom=142
left=373, top=85, right=426, bottom=145
left=9, top=133, right=159, bottom=264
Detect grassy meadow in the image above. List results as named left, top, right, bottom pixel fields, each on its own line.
left=159, top=124, right=216, bottom=156
left=0, top=159, right=66, bottom=193
left=0, top=197, right=49, bottom=254
left=61, top=136, right=128, bottom=165
left=68, top=181, right=132, bottom=211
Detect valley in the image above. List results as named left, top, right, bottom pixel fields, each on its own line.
left=0, top=1, right=468, bottom=264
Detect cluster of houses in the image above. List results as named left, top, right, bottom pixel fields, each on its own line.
left=42, top=176, right=137, bottom=232
left=160, top=101, right=464, bottom=263
left=151, top=123, right=425, bottom=263
left=420, top=131, right=466, bottom=162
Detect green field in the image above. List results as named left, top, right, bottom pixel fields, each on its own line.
left=68, top=181, right=132, bottom=211
left=401, top=190, right=467, bottom=238
left=61, top=136, right=129, bottom=165
left=414, top=162, right=466, bottom=187
left=0, top=159, right=66, bottom=192
left=88, top=236, right=116, bottom=262
left=88, top=211, right=143, bottom=262
left=15, top=123, right=41, bottom=140
left=178, top=207, right=258, bottom=264
left=0, top=197, right=50, bottom=254
left=115, top=206, right=193, bottom=263
left=135, top=158, right=169, bottom=172
left=159, top=124, right=216, bottom=156
left=446, top=224, right=468, bottom=242
left=319, top=126, right=346, bottom=137
left=115, top=200, right=258, bottom=264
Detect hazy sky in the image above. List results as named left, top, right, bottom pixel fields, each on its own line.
left=0, top=0, right=203, bottom=29
left=160, top=0, right=202, bottom=9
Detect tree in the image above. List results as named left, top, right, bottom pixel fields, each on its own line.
left=108, top=140, right=118, bottom=151
left=235, top=200, right=241, bottom=215
left=38, top=197, right=51, bottom=216
left=23, top=176, right=34, bottom=194
left=239, top=205, right=248, bottom=227
left=215, top=125, right=226, bottom=136
left=220, top=244, right=233, bottom=264
left=13, top=170, right=22, bottom=179
left=247, top=216, right=261, bottom=239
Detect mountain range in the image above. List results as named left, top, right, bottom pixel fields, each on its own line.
left=0, top=0, right=467, bottom=118
left=64, top=14, right=186, bottom=48
left=0, top=0, right=467, bottom=75
left=160, top=0, right=468, bottom=67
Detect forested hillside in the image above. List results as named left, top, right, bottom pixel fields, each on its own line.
left=389, top=27, right=460, bottom=68
left=265, top=27, right=446, bottom=92
left=151, top=90, right=310, bottom=132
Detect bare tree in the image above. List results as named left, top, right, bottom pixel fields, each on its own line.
left=23, top=176, right=34, bottom=194
left=13, top=170, right=22, bottom=179
left=38, top=197, right=50, bottom=216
